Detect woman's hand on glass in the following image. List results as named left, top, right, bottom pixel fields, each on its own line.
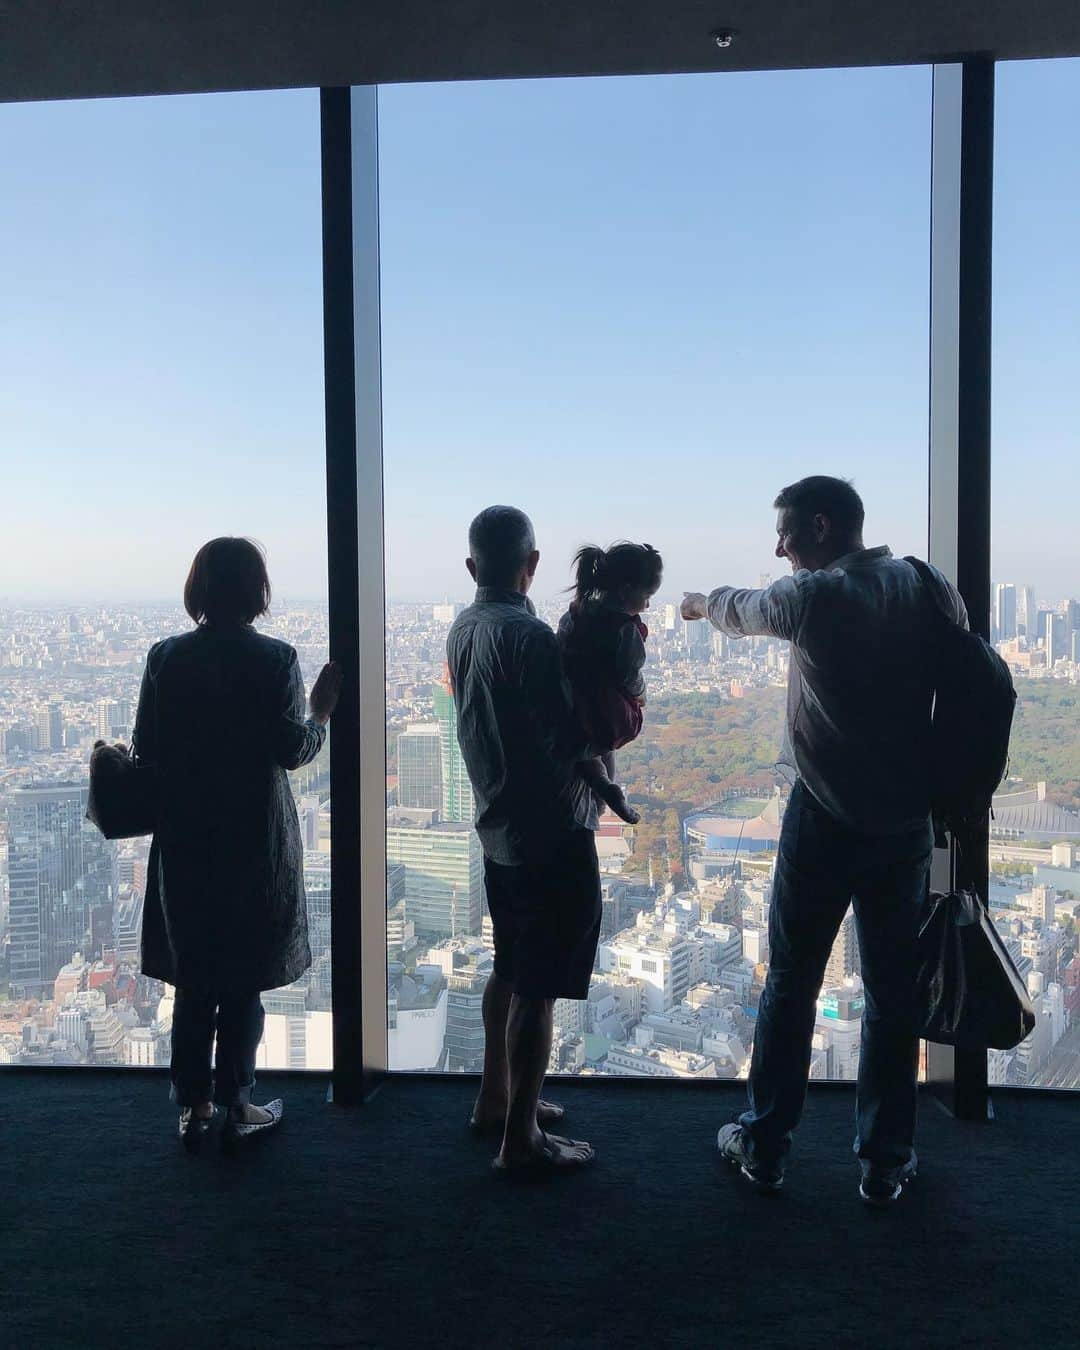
left=309, top=661, right=343, bottom=725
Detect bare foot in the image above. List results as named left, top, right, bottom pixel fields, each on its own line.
left=495, top=1130, right=595, bottom=1173
left=543, top=1133, right=595, bottom=1160
left=470, top=1098, right=565, bottom=1131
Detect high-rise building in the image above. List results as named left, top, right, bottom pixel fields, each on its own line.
left=598, top=921, right=695, bottom=1014
left=388, top=965, right=448, bottom=1070
left=1017, top=585, right=1037, bottom=638
left=36, top=700, right=65, bottom=752
left=96, top=698, right=116, bottom=741
left=298, top=795, right=322, bottom=850
left=8, top=783, right=115, bottom=996
left=89, top=901, right=113, bottom=958
left=386, top=861, right=407, bottom=907
left=1, top=722, right=32, bottom=755
left=601, top=877, right=638, bottom=938
left=1066, top=599, right=1080, bottom=645
left=743, top=925, right=769, bottom=966
left=397, top=722, right=442, bottom=812
left=445, top=946, right=490, bottom=1070
left=113, top=889, right=143, bottom=963
left=433, top=676, right=474, bottom=823
left=305, top=878, right=332, bottom=961
left=385, top=817, right=483, bottom=939
left=814, top=989, right=864, bottom=1080
left=823, top=908, right=860, bottom=989
left=993, top=583, right=1017, bottom=643
left=1043, top=611, right=1066, bottom=666
left=95, top=697, right=131, bottom=741
left=686, top=619, right=712, bottom=661
left=87, top=1003, right=127, bottom=1064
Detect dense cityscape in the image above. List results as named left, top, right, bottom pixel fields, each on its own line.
left=0, top=606, right=333, bottom=1072
left=2, top=577, right=1079, bottom=1089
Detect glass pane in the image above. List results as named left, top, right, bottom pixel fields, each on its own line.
left=381, top=69, right=931, bottom=1078
left=990, top=58, right=1080, bottom=1088
left=0, top=91, right=329, bottom=1070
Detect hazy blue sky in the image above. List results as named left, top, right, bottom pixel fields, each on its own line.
left=1, top=61, right=1077, bottom=605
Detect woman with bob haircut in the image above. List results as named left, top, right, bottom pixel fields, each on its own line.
left=133, top=537, right=341, bottom=1148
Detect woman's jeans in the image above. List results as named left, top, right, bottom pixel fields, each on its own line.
left=739, top=781, right=934, bottom=1170
left=170, top=985, right=265, bottom=1108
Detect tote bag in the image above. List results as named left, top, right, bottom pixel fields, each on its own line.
left=86, top=740, right=157, bottom=839
left=917, top=885, right=1036, bottom=1050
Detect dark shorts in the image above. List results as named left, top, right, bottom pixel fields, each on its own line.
left=483, top=829, right=602, bottom=1000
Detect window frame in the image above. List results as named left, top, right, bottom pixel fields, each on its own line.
left=324, top=60, right=998, bottom=1115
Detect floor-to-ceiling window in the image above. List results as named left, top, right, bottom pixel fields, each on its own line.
left=0, top=91, right=330, bottom=1069
left=379, top=67, right=932, bottom=1078
left=989, top=58, right=1080, bottom=1088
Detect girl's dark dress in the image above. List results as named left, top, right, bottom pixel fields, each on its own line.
left=134, top=624, right=325, bottom=993
left=557, top=600, right=648, bottom=751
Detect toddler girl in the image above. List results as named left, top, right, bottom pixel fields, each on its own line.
left=557, top=541, right=663, bottom=825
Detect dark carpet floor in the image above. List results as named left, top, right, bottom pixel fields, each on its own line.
left=2, top=1072, right=1076, bottom=1350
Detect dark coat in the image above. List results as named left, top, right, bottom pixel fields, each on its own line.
left=133, top=625, right=325, bottom=992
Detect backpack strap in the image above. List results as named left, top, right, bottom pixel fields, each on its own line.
left=903, top=555, right=953, bottom=628
left=904, top=556, right=950, bottom=849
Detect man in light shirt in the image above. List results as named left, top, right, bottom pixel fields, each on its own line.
left=682, top=475, right=966, bottom=1206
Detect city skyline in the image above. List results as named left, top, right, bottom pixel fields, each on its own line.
left=6, top=565, right=1078, bottom=619
left=2, top=57, right=1078, bottom=1086
left=0, top=602, right=333, bottom=1071
left=4, top=591, right=1080, bottom=1086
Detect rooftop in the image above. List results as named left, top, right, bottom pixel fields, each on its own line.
left=992, top=798, right=1080, bottom=839
left=686, top=794, right=783, bottom=842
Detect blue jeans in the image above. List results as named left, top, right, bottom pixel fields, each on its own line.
left=740, top=781, right=933, bottom=1169
left=170, top=985, right=265, bottom=1108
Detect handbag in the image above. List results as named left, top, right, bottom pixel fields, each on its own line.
left=917, top=867, right=1036, bottom=1050
left=86, top=740, right=157, bottom=839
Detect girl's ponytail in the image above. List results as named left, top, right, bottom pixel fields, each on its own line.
left=572, top=545, right=607, bottom=605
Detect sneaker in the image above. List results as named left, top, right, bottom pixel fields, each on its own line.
left=859, top=1152, right=918, bottom=1207
left=717, top=1122, right=783, bottom=1192
left=221, top=1098, right=284, bottom=1146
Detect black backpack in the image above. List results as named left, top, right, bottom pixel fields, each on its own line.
left=904, top=557, right=1017, bottom=839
